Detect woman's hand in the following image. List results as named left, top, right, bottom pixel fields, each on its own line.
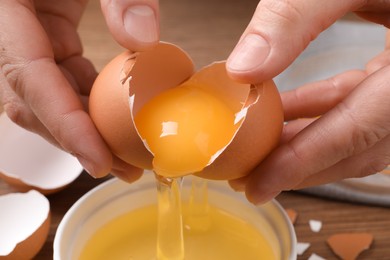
left=0, top=0, right=159, bottom=182
left=227, top=0, right=390, bottom=204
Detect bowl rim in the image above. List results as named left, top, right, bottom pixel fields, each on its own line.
left=54, top=172, right=297, bottom=260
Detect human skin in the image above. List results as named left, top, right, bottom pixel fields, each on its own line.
left=0, top=0, right=159, bottom=182
left=1, top=0, right=390, bottom=197
left=226, top=0, right=390, bottom=204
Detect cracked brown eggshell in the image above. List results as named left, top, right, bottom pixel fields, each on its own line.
left=0, top=190, right=50, bottom=259
left=89, top=42, right=283, bottom=180
left=0, top=113, right=84, bottom=194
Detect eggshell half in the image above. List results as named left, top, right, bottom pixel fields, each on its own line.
left=0, top=190, right=50, bottom=259
left=90, top=42, right=283, bottom=180
left=90, top=42, right=195, bottom=169
left=190, top=63, right=283, bottom=180
left=0, top=113, right=83, bottom=194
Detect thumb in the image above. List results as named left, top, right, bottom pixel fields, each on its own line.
left=226, top=0, right=363, bottom=83
left=100, top=0, right=159, bottom=51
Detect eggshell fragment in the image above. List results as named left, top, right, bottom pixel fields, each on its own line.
left=380, top=165, right=390, bottom=174
left=0, top=190, right=50, bottom=259
left=309, top=219, right=322, bottom=233
left=285, top=208, right=298, bottom=224
left=308, top=253, right=326, bottom=260
left=89, top=42, right=284, bottom=180
left=297, top=242, right=310, bottom=255
left=0, top=113, right=83, bottom=194
left=327, top=233, right=374, bottom=260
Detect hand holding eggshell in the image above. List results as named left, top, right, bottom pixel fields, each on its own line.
left=227, top=0, right=390, bottom=204
left=89, top=42, right=284, bottom=180
left=0, top=0, right=155, bottom=181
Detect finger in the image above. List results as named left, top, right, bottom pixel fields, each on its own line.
left=228, top=117, right=315, bottom=191
left=355, top=2, right=390, bottom=27
left=281, top=118, right=316, bottom=144
left=0, top=73, right=56, bottom=144
left=100, top=0, right=159, bottom=51
left=35, top=0, right=87, bottom=62
left=59, top=56, right=98, bottom=96
left=366, top=50, right=390, bottom=74
left=226, top=0, right=365, bottom=83
left=385, top=29, right=390, bottom=49
left=296, top=134, right=390, bottom=189
left=0, top=1, right=112, bottom=178
left=229, top=175, right=249, bottom=192
left=57, top=65, right=90, bottom=111
left=110, top=156, right=144, bottom=183
left=244, top=65, right=390, bottom=204
left=8, top=59, right=113, bottom=178
left=282, top=70, right=366, bottom=120
left=366, top=30, right=390, bottom=74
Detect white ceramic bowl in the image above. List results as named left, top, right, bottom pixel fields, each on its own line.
left=54, top=172, right=296, bottom=259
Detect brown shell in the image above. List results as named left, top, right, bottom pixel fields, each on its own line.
left=192, top=63, right=283, bottom=180
left=285, top=209, right=298, bottom=224
left=89, top=42, right=283, bottom=180
left=327, top=233, right=374, bottom=260
left=89, top=43, right=195, bottom=169
left=0, top=173, right=67, bottom=195
left=2, top=214, right=51, bottom=260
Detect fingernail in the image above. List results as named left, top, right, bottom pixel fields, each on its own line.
left=124, top=5, right=158, bottom=44
left=232, top=185, right=245, bottom=192
left=76, top=156, right=97, bottom=178
left=111, top=168, right=143, bottom=183
left=229, top=180, right=246, bottom=192
left=227, top=34, right=270, bottom=72
left=250, top=190, right=280, bottom=206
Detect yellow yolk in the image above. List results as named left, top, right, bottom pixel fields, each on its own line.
left=134, top=83, right=239, bottom=177
left=79, top=203, right=278, bottom=260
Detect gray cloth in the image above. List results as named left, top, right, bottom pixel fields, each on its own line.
left=299, top=174, right=390, bottom=207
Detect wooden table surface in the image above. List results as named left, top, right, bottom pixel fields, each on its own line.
left=1, top=0, right=390, bottom=259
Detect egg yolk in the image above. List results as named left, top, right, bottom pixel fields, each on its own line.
left=134, top=83, right=239, bottom=177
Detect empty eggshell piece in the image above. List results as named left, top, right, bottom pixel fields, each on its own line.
left=327, top=233, right=374, bottom=260
left=0, top=190, right=50, bottom=259
left=0, top=113, right=84, bottom=194
left=89, top=42, right=283, bottom=180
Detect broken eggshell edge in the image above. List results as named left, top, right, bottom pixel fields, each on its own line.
left=0, top=190, right=50, bottom=259
left=191, top=63, right=284, bottom=180
left=89, top=42, right=195, bottom=170
left=129, top=61, right=259, bottom=178
left=0, top=113, right=84, bottom=194
left=89, top=42, right=284, bottom=180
